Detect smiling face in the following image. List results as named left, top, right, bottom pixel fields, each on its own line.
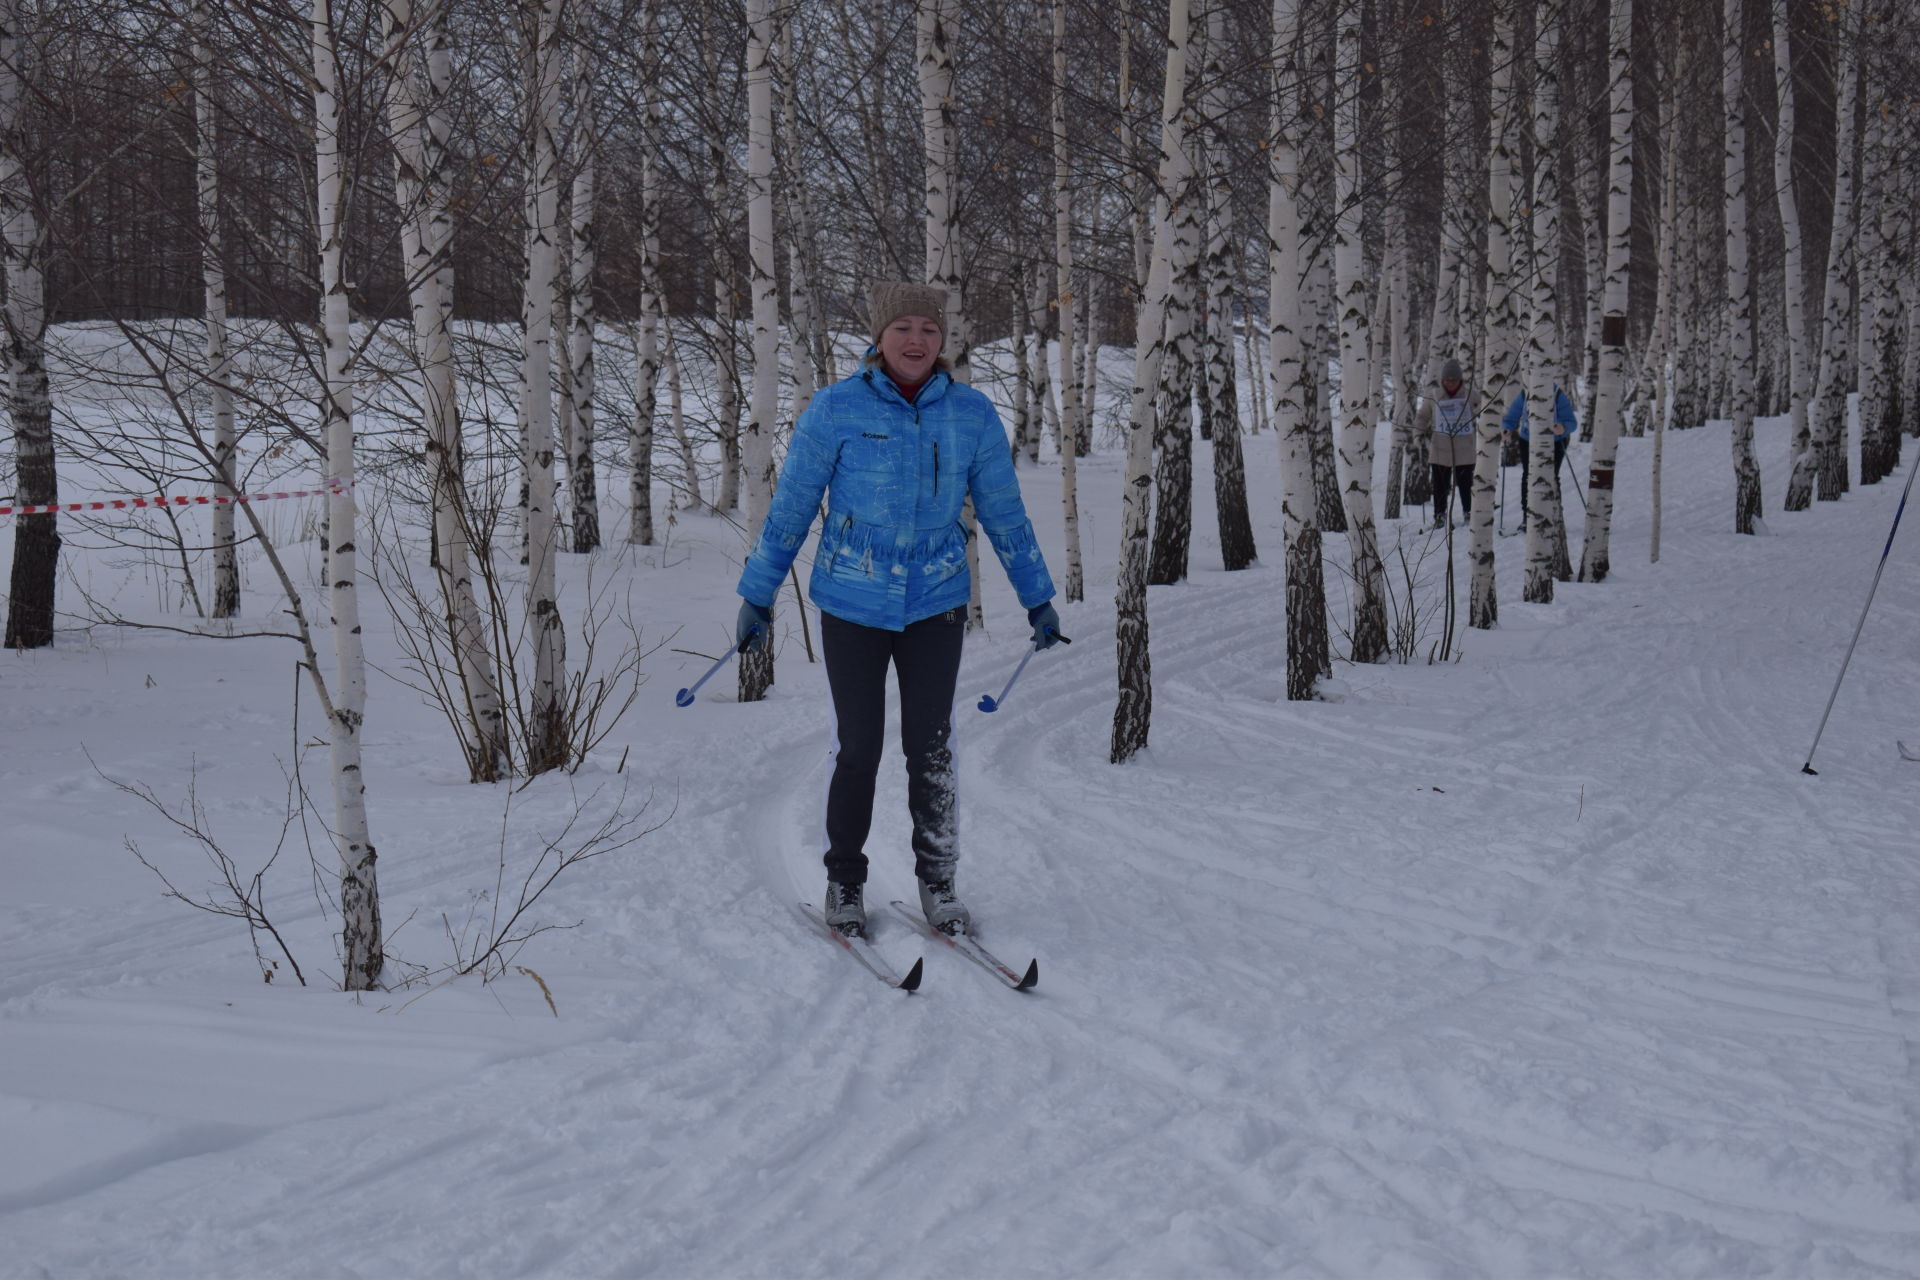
left=877, top=314, right=943, bottom=387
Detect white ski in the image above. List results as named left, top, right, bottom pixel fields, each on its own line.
left=799, top=903, right=922, bottom=991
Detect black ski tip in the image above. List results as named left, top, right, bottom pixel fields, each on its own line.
left=898, top=957, right=924, bottom=992
left=1015, top=959, right=1039, bottom=992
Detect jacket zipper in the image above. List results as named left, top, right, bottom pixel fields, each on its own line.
left=933, top=439, right=939, bottom=495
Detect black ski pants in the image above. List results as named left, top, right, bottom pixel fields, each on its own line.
left=820, top=606, right=965, bottom=888
left=1430, top=464, right=1472, bottom=523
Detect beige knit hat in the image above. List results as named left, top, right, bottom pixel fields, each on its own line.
left=869, top=281, right=948, bottom=344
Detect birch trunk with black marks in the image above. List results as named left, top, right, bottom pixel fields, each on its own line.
left=1579, top=0, right=1635, bottom=574
left=1811, top=8, right=1857, bottom=503
left=521, top=0, right=568, bottom=775
left=1200, top=0, right=1253, bottom=571
left=1332, top=0, right=1386, bottom=660
left=1522, top=3, right=1568, bottom=603
left=314, top=0, right=381, bottom=988
left=1271, top=0, right=1327, bottom=700
left=193, top=0, right=238, bottom=619
left=385, top=0, right=506, bottom=779
left=1773, top=0, right=1815, bottom=510
left=1113, top=0, right=1189, bottom=765
left=565, top=0, right=600, bottom=552
left=1469, top=7, right=1520, bottom=630
left=739, top=0, right=777, bottom=703
left=1721, top=0, right=1762, bottom=533
left=1053, top=0, right=1083, bottom=600
left=627, top=0, right=661, bottom=545
left=1, top=0, right=55, bottom=651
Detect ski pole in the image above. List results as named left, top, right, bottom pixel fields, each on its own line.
left=977, top=630, right=1069, bottom=713
left=1557, top=446, right=1588, bottom=512
left=674, top=626, right=760, bottom=707
left=1801, top=449, right=1920, bottom=774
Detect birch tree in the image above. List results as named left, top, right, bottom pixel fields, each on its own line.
left=1522, top=1, right=1569, bottom=603
left=1720, top=0, right=1762, bottom=534
left=1469, top=6, right=1522, bottom=630
left=314, top=0, right=381, bottom=989
left=1331, top=0, right=1386, bottom=660
left=1113, top=0, right=1189, bottom=764
left=705, top=14, right=741, bottom=516
left=1271, top=0, right=1328, bottom=701
left=1052, top=0, right=1083, bottom=602
left=1199, top=0, right=1254, bottom=572
left=383, top=0, right=506, bottom=781
left=564, top=0, right=601, bottom=552
left=1773, top=0, right=1816, bottom=510
left=521, top=0, right=568, bottom=775
left=1579, top=0, right=1635, bottom=573
left=1810, top=9, right=1857, bottom=504
left=1856, top=2, right=1901, bottom=487
left=1, top=0, right=56, bottom=650
left=192, top=0, right=238, bottom=620
left=628, top=0, right=662, bottom=545
left=739, top=0, right=777, bottom=704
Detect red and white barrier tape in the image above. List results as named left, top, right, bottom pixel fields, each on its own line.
left=0, top=481, right=349, bottom=519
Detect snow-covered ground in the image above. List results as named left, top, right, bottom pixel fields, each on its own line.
left=4, top=342, right=1919, bottom=1277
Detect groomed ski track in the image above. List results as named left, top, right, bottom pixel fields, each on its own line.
left=3, top=387, right=1919, bottom=1276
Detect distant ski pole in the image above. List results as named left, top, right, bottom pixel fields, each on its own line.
left=674, top=627, right=759, bottom=707
left=1800, top=451, right=1920, bottom=774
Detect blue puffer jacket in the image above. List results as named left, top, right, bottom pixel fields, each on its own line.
left=737, top=363, right=1054, bottom=631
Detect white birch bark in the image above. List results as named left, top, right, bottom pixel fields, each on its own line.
left=192, top=0, right=238, bottom=620
left=384, top=0, right=506, bottom=780
left=916, top=0, right=981, bottom=626
left=1811, top=10, right=1857, bottom=503
left=667, top=333, right=699, bottom=510
left=1332, top=0, right=1386, bottom=659
left=1200, top=0, right=1254, bottom=571
left=1, top=0, right=55, bottom=651
left=1022, top=272, right=1057, bottom=458
left=313, top=0, right=381, bottom=988
left=1579, top=0, right=1635, bottom=574
left=918, top=0, right=967, bottom=379
left=1774, top=0, right=1816, bottom=509
left=1522, top=3, right=1568, bottom=603
left=1469, top=7, right=1521, bottom=630
left=1011, top=270, right=1033, bottom=458
left=565, top=0, right=600, bottom=552
left=778, top=20, right=820, bottom=417
left=1112, top=0, right=1189, bottom=764
left=521, top=0, right=568, bottom=775
left=1271, top=0, right=1327, bottom=700
left=739, top=0, right=778, bottom=703
left=627, top=0, right=661, bottom=544
left=1722, top=0, right=1762, bottom=533
left=1857, top=7, right=1901, bottom=485
left=1053, top=0, right=1083, bottom=601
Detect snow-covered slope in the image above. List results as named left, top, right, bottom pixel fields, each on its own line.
left=4, top=367, right=1918, bottom=1276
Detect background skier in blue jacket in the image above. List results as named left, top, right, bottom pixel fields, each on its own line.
left=734, top=282, right=1064, bottom=939
left=1501, top=385, right=1578, bottom=532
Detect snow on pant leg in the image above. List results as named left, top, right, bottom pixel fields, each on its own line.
left=820, top=609, right=893, bottom=887
left=893, top=607, right=965, bottom=884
